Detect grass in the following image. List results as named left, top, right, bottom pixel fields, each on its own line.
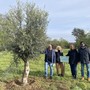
left=0, top=49, right=90, bottom=90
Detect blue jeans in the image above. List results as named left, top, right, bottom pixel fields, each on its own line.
left=81, top=63, right=90, bottom=78
left=70, top=64, right=77, bottom=77
left=45, top=62, right=53, bottom=77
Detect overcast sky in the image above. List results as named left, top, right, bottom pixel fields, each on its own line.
left=0, top=0, right=90, bottom=42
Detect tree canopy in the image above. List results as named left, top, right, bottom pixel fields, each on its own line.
left=0, top=1, right=48, bottom=61
left=72, top=28, right=90, bottom=47
left=47, top=38, right=69, bottom=49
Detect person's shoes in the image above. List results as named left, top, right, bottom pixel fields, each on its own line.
left=44, top=76, right=48, bottom=79
left=73, top=75, right=76, bottom=79
left=88, top=78, right=90, bottom=81
left=50, top=76, right=52, bottom=79
left=81, top=77, right=84, bottom=80
left=61, top=74, right=64, bottom=77
left=58, top=74, right=61, bottom=76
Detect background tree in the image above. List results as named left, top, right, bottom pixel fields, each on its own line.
left=72, top=28, right=90, bottom=47
left=85, top=32, right=90, bottom=47
left=60, top=38, right=69, bottom=48
left=0, top=1, right=48, bottom=85
left=46, top=38, right=69, bottom=49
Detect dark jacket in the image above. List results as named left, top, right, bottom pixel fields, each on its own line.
left=78, top=46, right=90, bottom=64
left=45, top=49, right=56, bottom=63
left=67, top=49, right=79, bottom=64
left=55, top=50, right=63, bottom=63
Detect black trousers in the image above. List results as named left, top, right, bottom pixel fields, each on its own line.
left=70, top=64, right=77, bottom=77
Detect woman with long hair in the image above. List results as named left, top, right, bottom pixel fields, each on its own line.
left=55, top=46, right=64, bottom=76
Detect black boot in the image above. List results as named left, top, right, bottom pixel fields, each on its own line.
left=50, top=76, right=52, bottom=79
left=73, top=75, right=76, bottom=79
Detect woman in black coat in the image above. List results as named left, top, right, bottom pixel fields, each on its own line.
left=67, top=44, right=79, bottom=79
left=55, top=46, right=64, bottom=76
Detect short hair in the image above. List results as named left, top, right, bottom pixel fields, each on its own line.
left=48, top=44, right=52, bottom=49
left=80, top=41, right=86, bottom=45
left=80, top=41, right=84, bottom=45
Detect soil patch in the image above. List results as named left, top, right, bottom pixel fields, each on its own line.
left=5, top=77, right=69, bottom=90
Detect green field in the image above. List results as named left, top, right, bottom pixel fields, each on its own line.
left=0, top=50, right=90, bottom=90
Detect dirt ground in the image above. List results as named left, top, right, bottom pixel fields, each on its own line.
left=4, top=77, right=69, bottom=90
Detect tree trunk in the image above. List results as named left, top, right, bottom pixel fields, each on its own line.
left=22, top=60, right=30, bottom=85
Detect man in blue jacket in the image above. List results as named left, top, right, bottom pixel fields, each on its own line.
left=44, top=44, right=56, bottom=79
left=78, top=41, right=90, bottom=81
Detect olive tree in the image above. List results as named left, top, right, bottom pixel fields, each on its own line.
left=0, top=1, right=48, bottom=85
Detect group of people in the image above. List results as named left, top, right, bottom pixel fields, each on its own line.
left=44, top=41, right=90, bottom=81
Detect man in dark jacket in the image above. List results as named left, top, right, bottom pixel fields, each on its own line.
left=78, top=41, right=90, bottom=81
left=44, top=44, right=56, bottom=79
